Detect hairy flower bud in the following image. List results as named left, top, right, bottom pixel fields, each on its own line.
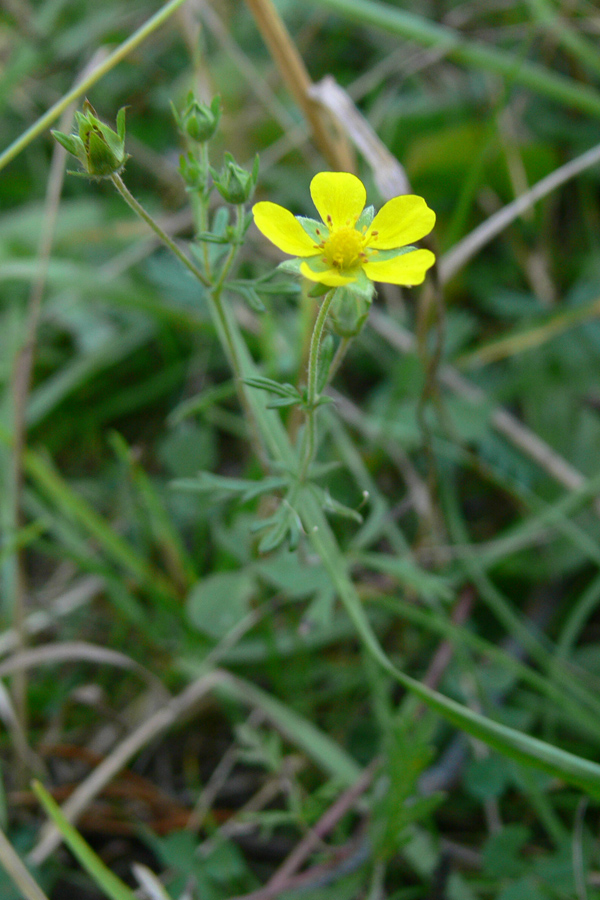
left=173, top=94, right=221, bottom=143
left=212, top=153, right=259, bottom=205
left=52, top=100, right=128, bottom=179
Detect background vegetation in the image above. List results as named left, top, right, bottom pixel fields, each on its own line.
left=3, top=0, right=600, bottom=897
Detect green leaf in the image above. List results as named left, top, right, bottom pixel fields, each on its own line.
left=231, top=283, right=266, bottom=312
left=243, top=376, right=302, bottom=400
left=172, top=471, right=288, bottom=502
left=464, top=755, right=511, bottom=801
left=320, top=490, right=363, bottom=523
left=204, top=264, right=600, bottom=798
left=186, top=571, right=255, bottom=639
left=482, top=825, right=530, bottom=879
left=254, top=552, right=330, bottom=599
left=497, top=878, right=550, bottom=900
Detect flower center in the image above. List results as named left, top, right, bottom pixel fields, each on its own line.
left=322, top=227, right=365, bottom=270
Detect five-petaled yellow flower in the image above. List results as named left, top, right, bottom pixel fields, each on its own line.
left=252, top=171, right=436, bottom=289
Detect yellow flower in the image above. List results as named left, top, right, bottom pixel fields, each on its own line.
left=252, top=171, right=436, bottom=289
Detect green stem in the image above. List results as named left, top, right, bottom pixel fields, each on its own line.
left=110, top=173, right=266, bottom=464
left=207, top=205, right=270, bottom=468
left=188, top=142, right=212, bottom=278
left=110, top=173, right=210, bottom=288
left=327, top=335, right=351, bottom=385
left=198, top=144, right=212, bottom=278
left=0, top=0, right=192, bottom=174
left=208, top=205, right=247, bottom=376
left=298, top=289, right=336, bottom=482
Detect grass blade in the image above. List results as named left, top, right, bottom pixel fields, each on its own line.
left=32, top=781, right=137, bottom=900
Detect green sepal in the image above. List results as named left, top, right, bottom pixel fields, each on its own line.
left=277, top=258, right=303, bottom=276
left=173, top=92, right=221, bottom=142
left=356, top=205, right=375, bottom=230
left=212, top=152, right=259, bottom=204
left=368, top=245, right=417, bottom=262
left=306, top=279, right=332, bottom=298
left=52, top=130, right=82, bottom=156
left=55, top=100, right=128, bottom=178
left=296, top=216, right=328, bottom=243
left=350, top=268, right=376, bottom=302
left=330, top=285, right=372, bottom=338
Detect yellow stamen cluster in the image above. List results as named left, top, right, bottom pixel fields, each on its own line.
left=320, top=226, right=366, bottom=270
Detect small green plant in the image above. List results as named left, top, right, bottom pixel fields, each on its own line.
left=47, top=97, right=600, bottom=798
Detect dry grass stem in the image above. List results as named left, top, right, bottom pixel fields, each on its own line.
left=309, top=76, right=411, bottom=197
left=28, top=669, right=227, bottom=866
left=440, top=138, right=600, bottom=282
left=0, top=827, right=50, bottom=900
left=243, top=0, right=354, bottom=170
left=0, top=642, right=166, bottom=693
left=0, top=575, right=103, bottom=658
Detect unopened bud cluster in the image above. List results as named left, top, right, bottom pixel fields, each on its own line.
left=172, top=94, right=258, bottom=204
left=53, top=94, right=260, bottom=210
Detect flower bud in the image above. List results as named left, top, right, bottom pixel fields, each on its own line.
left=52, top=100, right=128, bottom=179
left=330, top=286, right=373, bottom=338
left=212, top=153, right=259, bottom=205
left=173, top=93, right=220, bottom=143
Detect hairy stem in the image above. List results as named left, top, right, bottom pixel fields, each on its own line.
left=110, top=173, right=210, bottom=287
left=298, top=289, right=336, bottom=482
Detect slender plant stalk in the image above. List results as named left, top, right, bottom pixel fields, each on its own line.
left=524, top=0, right=600, bottom=79
left=0, top=827, right=50, bottom=900
left=327, top=336, right=351, bottom=384
left=110, top=173, right=209, bottom=287
left=298, top=289, right=336, bottom=482
left=0, top=0, right=192, bottom=174
left=110, top=174, right=268, bottom=465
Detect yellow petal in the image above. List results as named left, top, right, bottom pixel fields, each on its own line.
left=300, top=260, right=356, bottom=287
left=366, top=195, right=435, bottom=250
left=310, top=172, right=366, bottom=230
left=252, top=201, right=319, bottom=257
left=362, top=249, right=435, bottom=285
